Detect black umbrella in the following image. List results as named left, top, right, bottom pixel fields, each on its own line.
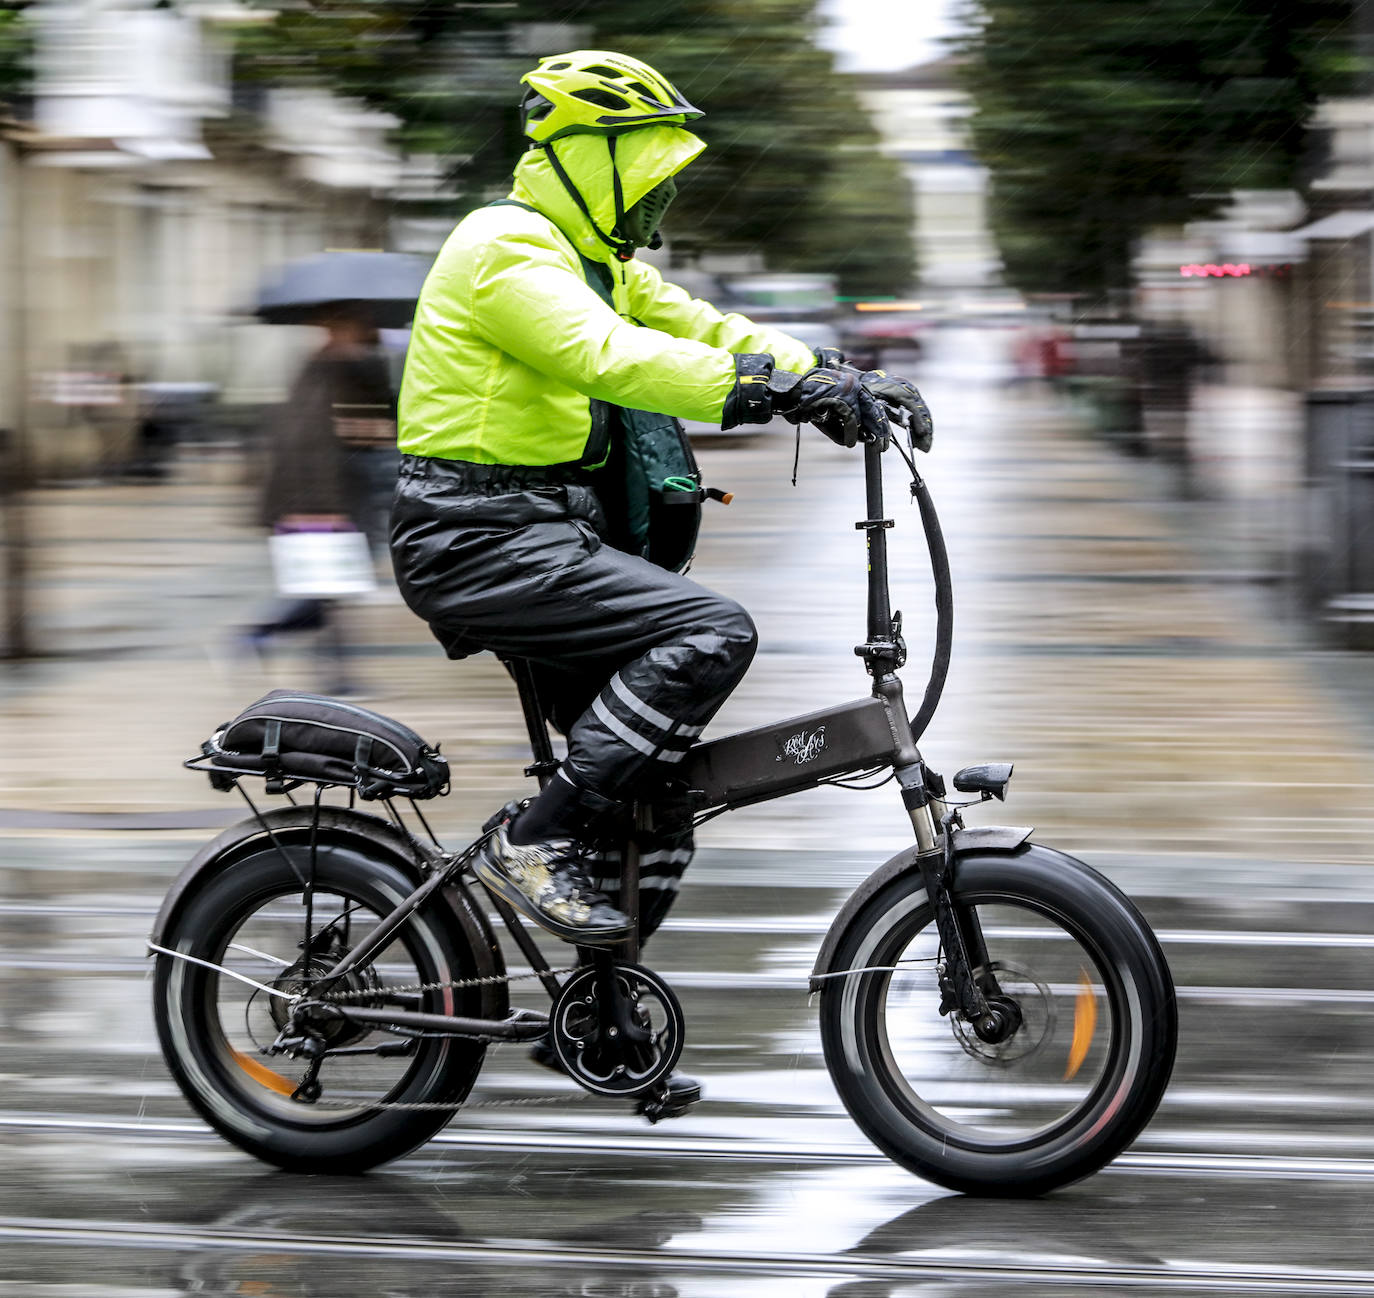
left=254, top=251, right=433, bottom=328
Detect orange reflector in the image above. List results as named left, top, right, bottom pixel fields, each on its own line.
left=230, top=1047, right=296, bottom=1096
left=1064, top=971, right=1098, bottom=1081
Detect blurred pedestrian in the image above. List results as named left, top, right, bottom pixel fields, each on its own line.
left=1140, top=321, right=1216, bottom=494
left=241, top=304, right=395, bottom=693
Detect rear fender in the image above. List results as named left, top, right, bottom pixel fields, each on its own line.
left=809, top=825, right=1033, bottom=992
left=149, top=805, right=507, bottom=1018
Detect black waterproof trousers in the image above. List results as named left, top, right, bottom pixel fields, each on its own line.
left=391, top=455, right=757, bottom=931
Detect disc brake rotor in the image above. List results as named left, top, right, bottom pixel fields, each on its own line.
left=951, top=961, right=1055, bottom=1066
left=550, top=963, right=684, bottom=1097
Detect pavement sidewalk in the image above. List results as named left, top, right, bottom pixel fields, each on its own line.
left=3, top=365, right=1374, bottom=864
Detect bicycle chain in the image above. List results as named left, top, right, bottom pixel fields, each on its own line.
left=279, top=963, right=587, bottom=1111
left=310, top=964, right=580, bottom=1003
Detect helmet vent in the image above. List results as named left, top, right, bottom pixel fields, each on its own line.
left=521, top=92, right=553, bottom=121
left=624, top=80, right=659, bottom=100
left=546, top=61, right=571, bottom=70
left=572, top=87, right=631, bottom=110
left=582, top=64, right=622, bottom=79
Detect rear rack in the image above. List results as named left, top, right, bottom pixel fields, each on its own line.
left=183, top=752, right=447, bottom=857
left=186, top=751, right=358, bottom=798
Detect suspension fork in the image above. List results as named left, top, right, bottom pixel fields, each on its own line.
left=899, top=764, right=1004, bottom=1030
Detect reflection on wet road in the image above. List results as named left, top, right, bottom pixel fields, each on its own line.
left=4, top=842, right=1374, bottom=1295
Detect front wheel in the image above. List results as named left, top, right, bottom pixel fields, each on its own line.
left=820, top=848, right=1176, bottom=1196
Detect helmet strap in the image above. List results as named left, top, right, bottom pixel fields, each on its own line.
left=538, top=139, right=637, bottom=263
left=608, top=135, right=630, bottom=257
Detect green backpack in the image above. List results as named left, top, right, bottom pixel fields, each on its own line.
left=577, top=253, right=712, bottom=574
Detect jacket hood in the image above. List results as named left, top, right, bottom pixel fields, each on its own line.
left=510, top=124, right=706, bottom=263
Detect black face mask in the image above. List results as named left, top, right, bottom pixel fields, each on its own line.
left=614, top=176, right=677, bottom=250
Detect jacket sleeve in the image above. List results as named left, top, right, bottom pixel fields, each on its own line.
left=625, top=260, right=819, bottom=374
left=469, top=228, right=739, bottom=424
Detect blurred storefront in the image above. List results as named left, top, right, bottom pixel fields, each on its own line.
left=3, top=0, right=401, bottom=477
left=1131, top=82, right=1374, bottom=643
left=1137, top=193, right=1307, bottom=391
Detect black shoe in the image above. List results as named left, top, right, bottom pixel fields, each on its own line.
left=529, top=1037, right=702, bottom=1116
left=474, top=823, right=632, bottom=947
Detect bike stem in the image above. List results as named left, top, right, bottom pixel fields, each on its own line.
left=856, top=436, right=901, bottom=674
left=855, top=437, right=941, bottom=849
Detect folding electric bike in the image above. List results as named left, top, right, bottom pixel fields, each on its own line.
left=150, top=418, right=1177, bottom=1196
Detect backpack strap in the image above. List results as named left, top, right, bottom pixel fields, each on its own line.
left=577, top=253, right=616, bottom=310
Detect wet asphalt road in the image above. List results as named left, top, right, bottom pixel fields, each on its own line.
left=5, top=332, right=1374, bottom=1293
left=5, top=839, right=1374, bottom=1295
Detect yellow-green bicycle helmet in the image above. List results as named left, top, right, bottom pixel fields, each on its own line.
left=520, top=49, right=703, bottom=143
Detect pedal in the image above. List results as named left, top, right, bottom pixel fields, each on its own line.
left=636, top=1078, right=702, bottom=1124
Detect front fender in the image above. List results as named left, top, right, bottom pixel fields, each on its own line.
left=148, top=805, right=507, bottom=1018
left=808, top=825, right=1033, bottom=993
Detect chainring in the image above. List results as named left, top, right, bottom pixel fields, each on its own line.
left=550, top=962, right=684, bottom=1097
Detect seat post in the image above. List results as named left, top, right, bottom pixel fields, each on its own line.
left=505, top=657, right=560, bottom=789
left=618, top=801, right=645, bottom=964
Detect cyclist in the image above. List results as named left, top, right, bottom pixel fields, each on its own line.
left=392, top=51, right=932, bottom=953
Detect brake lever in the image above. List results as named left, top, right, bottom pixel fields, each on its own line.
left=858, top=399, right=908, bottom=449
left=883, top=400, right=912, bottom=432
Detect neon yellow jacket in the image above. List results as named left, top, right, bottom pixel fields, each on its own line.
left=398, top=125, right=817, bottom=465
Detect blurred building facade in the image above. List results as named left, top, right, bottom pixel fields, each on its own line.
left=857, top=56, right=1001, bottom=301
left=1129, top=76, right=1374, bottom=643
left=2, top=0, right=402, bottom=475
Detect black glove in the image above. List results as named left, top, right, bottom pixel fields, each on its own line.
left=856, top=369, right=933, bottom=453
left=766, top=367, right=889, bottom=448
left=721, top=353, right=889, bottom=447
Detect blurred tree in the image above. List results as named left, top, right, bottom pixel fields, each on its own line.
left=0, top=2, right=33, bottom=111
left=568, top=0, right=916, bottom=296
left=228, top=0, right=915, bottom=296
left=229, top=1, right=526, bottom=197
left=960, top=0, right=1358, bottom=303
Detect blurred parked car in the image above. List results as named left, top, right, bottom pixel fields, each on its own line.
left=838, top=305, right=927, bottom=372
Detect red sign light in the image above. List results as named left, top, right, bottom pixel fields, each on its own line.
left=1178, top=262, right=1291, bottom=279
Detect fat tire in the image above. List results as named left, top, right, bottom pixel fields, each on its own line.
left=820, top=848, right=1176, bottom=1196
left=153, top=841, right=486, bottom=1173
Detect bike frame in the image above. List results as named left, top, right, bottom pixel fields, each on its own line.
left=266, top=432, right=968, bottom=1045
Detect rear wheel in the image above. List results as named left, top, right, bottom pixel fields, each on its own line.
left=153, top=841, right=487, bottom=1172
left=820, top=849, right=1176, bottom=1195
